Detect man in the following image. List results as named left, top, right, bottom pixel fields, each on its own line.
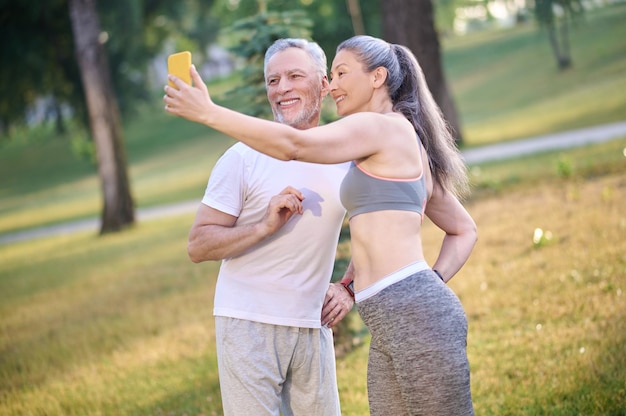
left=186, top=39, right=353, bottom=415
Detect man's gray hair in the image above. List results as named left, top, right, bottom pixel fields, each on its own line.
left=264, top=38, right=327, bottom=79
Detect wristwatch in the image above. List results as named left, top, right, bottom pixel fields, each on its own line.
left=341, top=280, right=355, bottom=300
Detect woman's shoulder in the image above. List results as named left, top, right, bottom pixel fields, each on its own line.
left=337, top=111, right=412, bottom=135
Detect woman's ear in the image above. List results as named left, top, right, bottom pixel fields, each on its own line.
left=372, top=67, right=388, bottom=89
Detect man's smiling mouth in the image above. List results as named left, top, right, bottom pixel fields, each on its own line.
left=279, top=99, right=300, bottom=106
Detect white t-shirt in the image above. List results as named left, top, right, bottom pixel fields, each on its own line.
left=203, top=143, right=349, bottom=328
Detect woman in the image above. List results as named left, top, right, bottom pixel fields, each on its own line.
left=165, top=35, right=477, bottom=416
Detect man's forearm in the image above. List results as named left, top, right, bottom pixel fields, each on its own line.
left=188, top=222, right=269, bottom=262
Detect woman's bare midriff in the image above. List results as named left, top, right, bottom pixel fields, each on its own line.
left=348, top=210, right=425, bottom=291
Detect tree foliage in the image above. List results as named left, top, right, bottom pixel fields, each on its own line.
left=211, top=0, right=380, bottom=68
left=0, top=0, right=218, bottom=137
left=222, top=7, right=314, bottom=118
left=0, top=0, right=220, bottom=233
left=381, top=0, right=464, bottom=143
left=0, top=0, right=80, bottom=134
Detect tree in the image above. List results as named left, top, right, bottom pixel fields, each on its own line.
left=0, top=0, right=217, bottom=136
left=534, top=0, right=584, bottom=70
left=0, top=0, right=83, bottom=134
left=1, top=0, right=218, bottom=232
left=69, top=0, right=134, bottom=233
left=210, top=0, right=381, bottom=71
left=381, top=0, right=465, bottom=144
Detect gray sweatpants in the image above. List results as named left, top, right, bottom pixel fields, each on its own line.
left=357, top=269, right=474, bottom=416
left=214, top=317, right=341, bottom=416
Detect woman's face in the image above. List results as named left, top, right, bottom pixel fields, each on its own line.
left=329, top=49, right=374, bottom=116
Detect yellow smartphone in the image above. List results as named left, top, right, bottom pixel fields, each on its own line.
left=167, top=51, right=192, bottom=88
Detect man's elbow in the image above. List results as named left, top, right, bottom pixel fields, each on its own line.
left=187, top=240, right=207, bottom=263
left=187, top=247, right=201, bottom=263
left=188, top=241, right=224, bottom=263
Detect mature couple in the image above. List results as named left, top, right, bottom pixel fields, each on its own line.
left=165, top=36, right=477, bottom=416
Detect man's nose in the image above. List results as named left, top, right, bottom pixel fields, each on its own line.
left=277, top=78, right=293, bottom=93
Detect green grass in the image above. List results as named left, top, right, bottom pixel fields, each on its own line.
left=0, top=110, right=234, bottom=235
left=0, top=216, right=224, bottom=415
left=335, top=138, right=626, bottom=415
left=1, top=3, right=626, bottom=415
left=444, top=1, right=626, bottom=145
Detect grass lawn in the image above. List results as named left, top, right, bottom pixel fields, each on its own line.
left=1, top=138, right=625, bottom=415
left=444, top=1, right=626, bottom=145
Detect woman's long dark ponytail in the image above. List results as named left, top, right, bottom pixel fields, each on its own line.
left=337, top=36, right=469, bottom=199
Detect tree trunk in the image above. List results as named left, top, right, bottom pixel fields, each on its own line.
left=547, top=23, right=571, bottom=70
left=69, top=0, right=135, bottom=233
left=559, top=8, right=572, bottom=69
left=53, top=100, right=66, bottom=134
left=381, top=0, right=464, bottom=144
left=346, top=0, right=366, bottom=35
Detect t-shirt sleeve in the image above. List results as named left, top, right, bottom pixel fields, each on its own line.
left=201, top=147, right=247, bottom=217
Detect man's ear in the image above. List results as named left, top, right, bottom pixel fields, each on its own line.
left=320, top=75, right=330, bottom=98
left=372, top=67, right=388, bottom=89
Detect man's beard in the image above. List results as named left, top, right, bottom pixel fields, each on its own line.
left=274, top=99, right=321, bottom=129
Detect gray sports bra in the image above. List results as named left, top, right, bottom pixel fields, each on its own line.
left=339, top=142, right=428, bottom=220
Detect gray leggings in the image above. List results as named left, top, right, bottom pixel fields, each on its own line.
left=357, top=269, right=474, bottom=416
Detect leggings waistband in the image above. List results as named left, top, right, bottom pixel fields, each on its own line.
left=355, top=260, right=430, bottom=303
